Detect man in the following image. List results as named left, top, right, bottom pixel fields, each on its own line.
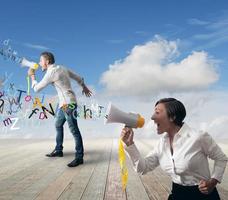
left=28, top=52, right=92, bottom=167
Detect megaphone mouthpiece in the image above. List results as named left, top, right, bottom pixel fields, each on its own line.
left=21, top=57, right=39, bottom=70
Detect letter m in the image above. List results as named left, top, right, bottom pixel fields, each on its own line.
left=3, top=118, right=12, bottom=126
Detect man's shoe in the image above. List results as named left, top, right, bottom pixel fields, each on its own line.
left=46, top=150, right=63, bottom=157
left=67, top=158, right=83, bottom=167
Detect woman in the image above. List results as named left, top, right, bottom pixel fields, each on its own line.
left=121, top=98, right=228, bottom=200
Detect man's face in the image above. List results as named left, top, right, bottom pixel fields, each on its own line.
left=39, top=56, right=49, bottom=71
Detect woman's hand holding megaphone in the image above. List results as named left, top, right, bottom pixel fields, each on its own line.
left=121, top=127, right=134, bottom=146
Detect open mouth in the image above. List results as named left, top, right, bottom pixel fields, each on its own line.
left=155, top=122, right=160, bottom=129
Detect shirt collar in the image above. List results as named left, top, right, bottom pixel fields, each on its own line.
left=48, top=64, right=55, bottom=69
left=163, top=122, right=190, bottom=139
left=46, top=64, right=55, bottom=72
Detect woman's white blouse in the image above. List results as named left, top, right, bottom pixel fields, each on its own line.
left=124, top=123, right=228, bottom=186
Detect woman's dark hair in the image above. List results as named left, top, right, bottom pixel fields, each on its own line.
left=41, top=51, right=55, bottom=64
left=155, top=98, right=186, bottom=126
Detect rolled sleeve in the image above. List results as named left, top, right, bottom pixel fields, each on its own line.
left=31, top=80, right=38, bottom=89
left=32, top=71, right=53, bottom=93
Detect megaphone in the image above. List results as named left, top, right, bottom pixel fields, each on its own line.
left=20, top=57, right=39, bottom=70
left=104, top=103, right=145, bottom=128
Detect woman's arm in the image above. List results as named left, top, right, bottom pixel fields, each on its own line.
left=200, top=132, right=228, bottom=183
left=121, top=127, right=160, bottom=174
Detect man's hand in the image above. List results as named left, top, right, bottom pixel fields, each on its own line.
left=198, top=179, right=218, bottom=195
left=28, top=68, right=35, bottom=77
left=82, top=85, right=92, bottom=97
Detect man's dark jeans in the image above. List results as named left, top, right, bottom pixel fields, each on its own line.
left=55, top=104, right=84, bottom=159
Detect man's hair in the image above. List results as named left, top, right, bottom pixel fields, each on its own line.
left=155, top=98, right=186, bottom=126
left=41, top=52, right=55, bottom=64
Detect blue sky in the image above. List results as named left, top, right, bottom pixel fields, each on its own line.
left=0, top=0, right=228, bottom=93
left=1, top=0, right=228, bottom=138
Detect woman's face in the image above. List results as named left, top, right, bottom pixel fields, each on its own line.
left=151, top=103, right=172, bottom=134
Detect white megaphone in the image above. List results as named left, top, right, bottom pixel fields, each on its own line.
left=20, top=57, right=39, bottom=70
left=104, top=103, right=145, bottom=128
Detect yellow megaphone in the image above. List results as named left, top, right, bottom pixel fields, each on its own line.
left=20, top=57, right=39, bottom=70
left=104, top=102, right=145, bottom=128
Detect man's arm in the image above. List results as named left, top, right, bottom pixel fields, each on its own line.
left=28, top=68, right=52, bottom=93
left=67, top=69, right=84, bottom=86
left=67, top=69, right=92, bottom=97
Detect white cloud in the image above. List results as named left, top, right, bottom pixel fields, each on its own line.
left=187, top=18, right=209, bottom=26
left=190, top=16, right=228, bottom=49
left=199, top=116, right=228, bottom=139
left=100, top=36, right=219, bottom=97
left=24, top=43, right=49, bottom=50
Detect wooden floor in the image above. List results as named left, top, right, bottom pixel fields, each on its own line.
left=0, top=139, right=227, bottom=200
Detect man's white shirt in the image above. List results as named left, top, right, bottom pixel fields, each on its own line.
left=31, top=64, right=84, bottom=107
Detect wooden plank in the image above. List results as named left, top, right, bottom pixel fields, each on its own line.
left=0, top=139, right=75, bottom=200
left=57, top=139, right=111, bottom=200
left=13, top=159, right=66, bottom=200
left=124, top=140, right=151, bottom=200
left=35, top=139, right=112, bottom=200
left=0, top=139, right=95, bottom=200
left=125, top=159, right=150, bottom=200
left=0, top=156, right=65, bottom=200
left=0, top=143, right=50, bottom=180
left=12, top=139, right=87, bottom=200
left=0, top=154, right=59, bottom=190
left=0, top=146, right=46, bottom=168
left=0, top=138, right=226, bottom=200
left=57, top=159, right=96, bottom=200
left=79, top=139, right=112, bottom=200
left=0, top=140, right=52, bottom=158
left=104, top=139, right=127, bottom=200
